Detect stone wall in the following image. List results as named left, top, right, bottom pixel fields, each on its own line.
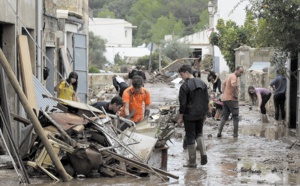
left=88, top=73, right=128, bottom=97
left=234, top=45, right=275, bottom=115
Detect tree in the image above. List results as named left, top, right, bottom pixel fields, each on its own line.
left=89, top=31, right=108, bottom=69
left=107, top=0, right=137, bottom=18
left=127, top=0, right=210, bottom=46
left=97, top=8, right=115, bottom=18
left=133, top=20, right=152, bottom=46
left=114, top=53, right=126, bottom=66
left=161, top=40, right=190, bottom=61
left=89, top=0, right=136, bottom=18
left=90, top=0, right=210, bottom=47
left=89, top=65, right=100, bottom=73
left=243, top=11, right=257, bottom=47
left=151, top=14, right=185, bottom=43
left=168, top=0, right=209, bottom=34
left=135, top=52, right=168, bottom=71
left=127, top=0, right=165, bottom=26
left=209, top=13, right=257, bottom=72
left=194, top=10, right=209, bottom=32
left=210, top=19, right=242, bottom=72
left=247, top=0, right=300, bottom=56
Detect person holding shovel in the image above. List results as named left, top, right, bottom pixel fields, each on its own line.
left=120, top=75, right=151, bottom=123
left=248, top=86, right=271, bottom=123
left=54, top=72, right=78, bottom=101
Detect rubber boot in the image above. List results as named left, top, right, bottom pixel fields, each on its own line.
left=0, top=138, right=5, bottom=155
left=233, top=118, right=239, bottom=138
left=217, top=120, right=226, bottom=137
left=183, top=145, right=197, bottom=168
left=196, top=137, right=207, bottom=165
left=261, top=114, right=269, bottom=123
left=182, top=136, right=187, bottom=150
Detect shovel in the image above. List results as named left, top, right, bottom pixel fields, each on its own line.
left=286, top=139, right=299, bottom=149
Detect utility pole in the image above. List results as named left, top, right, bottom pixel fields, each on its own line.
left=148, top=43, right=153, bottom=72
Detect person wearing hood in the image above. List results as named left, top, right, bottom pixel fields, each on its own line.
left=177, top=65, right=211, bottom=168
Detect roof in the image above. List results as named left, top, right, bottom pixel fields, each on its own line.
left=89, top=18, right=136, bottom=28
left=247, top=62, right=271, bottom=73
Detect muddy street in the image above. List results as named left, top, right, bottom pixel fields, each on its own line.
left=1, top=82, right=300, bottom=186
left=150, top=83, right=300, bottom=185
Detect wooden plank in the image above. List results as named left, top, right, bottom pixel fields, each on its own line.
left=59, top=47, right=71, bottom=77
left=18, top=35, right=38, bottom=114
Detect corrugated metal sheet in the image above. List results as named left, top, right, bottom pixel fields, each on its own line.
left=247, top=62, right=271, bottom=72
left=33, top=75, right=57, bottom=112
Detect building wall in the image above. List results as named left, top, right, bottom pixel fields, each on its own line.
left=57, top=0, right=82, bottom=13
left=89, top=18, right=134, bottom=47
left=55, top=0, right=89, bottom=78
left=235, top=46, right=275, bottom=114
left=44, top=1, right=58, bottom=44
left=0, top=0, right=37, bottom=143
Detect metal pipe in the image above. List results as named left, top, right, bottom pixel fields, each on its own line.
left=104, top=150, right=179, bottom=180
left=0, top=49, right=72, bottom=182
left=36, top=0, right=43, bottom=81
left=0, top=126, right=25, bottom=183
left=106, top=113, right=136, bottom=128
left=90, top=121, right=167, bottom=181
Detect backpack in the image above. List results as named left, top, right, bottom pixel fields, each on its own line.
left=133, top=70, right=146, bottom=81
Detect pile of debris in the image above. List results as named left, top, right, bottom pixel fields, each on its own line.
left=0, top=98, right=180, bottom=184
left=18, top=97, right=179, bottom=182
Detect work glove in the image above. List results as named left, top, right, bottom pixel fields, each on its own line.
left=144, top=109, right=150, bottom=120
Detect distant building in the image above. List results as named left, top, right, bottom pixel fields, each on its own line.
left=105, top=47, right=150, bottom=64
left=89, top=18, right=150, bottom=64
left=89, top=18, right=137, bottom=47
left=176, top=0, right=248, bottom=74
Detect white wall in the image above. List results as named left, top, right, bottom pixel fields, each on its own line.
left=89, top=18, right=135, bottom=47
left=214, top=0, right=248, bottom=72
left=105, top=47, right=150, bottom=64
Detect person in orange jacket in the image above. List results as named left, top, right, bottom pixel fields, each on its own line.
left=120, top=75, right=151, bottom=123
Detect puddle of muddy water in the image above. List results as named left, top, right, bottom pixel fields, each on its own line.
left=4, top=82, right=300, bottom=186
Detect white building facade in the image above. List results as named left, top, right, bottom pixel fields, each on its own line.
left=89, top=18, right=137, bottom=47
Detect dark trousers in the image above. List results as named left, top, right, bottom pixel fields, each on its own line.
left=274, top=93, right=286, bottom=120
left=219, top=100, right=239, bottom=135
left=213, top=80, right=222, bottom=94
left=183, top=118, right=205, bottom=145
left=260, top=93, right=271, bottom=114
left=119, top=82, right=128, bottom=97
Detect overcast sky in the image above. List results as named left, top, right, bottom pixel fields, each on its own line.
left=217, top=0, right=249, bottom=26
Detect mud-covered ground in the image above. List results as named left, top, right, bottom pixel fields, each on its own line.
left=1, top=82, right=300, bottom=185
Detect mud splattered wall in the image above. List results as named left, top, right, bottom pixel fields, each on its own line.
left=235, top=46, right=275, bottom=113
